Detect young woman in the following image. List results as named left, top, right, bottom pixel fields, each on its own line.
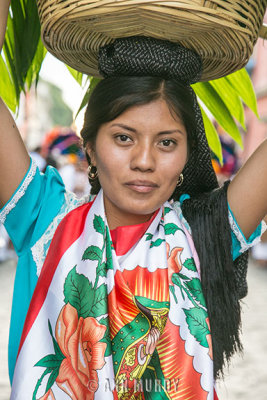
left=1, top=3, right=267, bottom=399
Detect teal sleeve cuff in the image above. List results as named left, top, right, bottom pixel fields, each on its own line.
left=228, top=203, right=264, bottom=260
left=1, top=159, right=66, bottom=255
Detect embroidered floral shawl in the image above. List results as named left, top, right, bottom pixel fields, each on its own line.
left=11, top=190, right=217, bottom=400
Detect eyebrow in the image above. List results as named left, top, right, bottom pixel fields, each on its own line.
left=110, top=123, right=185, bottom=135
left=111, top=123, right=136, bottom=133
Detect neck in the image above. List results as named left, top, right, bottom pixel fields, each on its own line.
left=103, top=196, right=154, bottom=230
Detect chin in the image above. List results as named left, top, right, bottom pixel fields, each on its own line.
left=122, top=201, right=160, bottom=216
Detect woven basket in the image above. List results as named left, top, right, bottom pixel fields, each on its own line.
left=37, top=0, right=267, bottom=81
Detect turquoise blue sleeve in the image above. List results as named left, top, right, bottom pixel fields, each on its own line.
left=228, top=203, right=265, bottom=261
left=178, top=194, right=266, bottom=262
left=0, top=159, right=66, bottom=383
left=0, top=159, right=66, bottom=255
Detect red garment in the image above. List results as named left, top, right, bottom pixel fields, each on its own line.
left=110, top=209, right=159, bottom=255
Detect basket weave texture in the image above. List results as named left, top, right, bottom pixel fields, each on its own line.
left=37, top=0, right=267, bottom=80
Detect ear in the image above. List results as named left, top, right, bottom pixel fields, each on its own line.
left=85, top=143, right=96, bottom=166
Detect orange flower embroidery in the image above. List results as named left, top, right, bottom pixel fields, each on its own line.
left=55, top=303, right=107, bottom=399
left=38, top=389, right=55, bottom=400
left=166, top=242, right=183, bottom=283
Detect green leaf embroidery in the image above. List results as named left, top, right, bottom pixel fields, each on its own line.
left=93, top=215, right=105, bottom=235
left=172, top=274, right=182, bottom=288
left=99, top=317, right=112, bottom=357
left=169, top=285, right=178, bottom=303
left=33, top=320, right=65, bottom=398
left=164, top=207, right=172, bottom=215
left=64, top=267, right=94, bottom=318
left=171, top=274, right=185, bottom=300
left=90, top=283, right=107, bottom=318
left=35, top=354, right=63, bottom=369
left=150, top=239, right=165, bottom=248
left=48, top=320, right=64, bottom=359
left=164, top=223, right=184, bottom=235
left=97, top=262, right=107, bottom=277
left=82, top=245, right=102, bottom=262
left=106, top=231, right=114, bottom=270
left=177, top=273, right=190, bottom=281
left=185, top=278, right=206, bottom=307
left=183, top=258, right=197, bottom=272
left=183, top=307, right=210, bottom=348
left=145, top=233, right=153, bottom=241
left=32, top=368, right=52, bottom=400
left=46, top=366, right=60, bottom=393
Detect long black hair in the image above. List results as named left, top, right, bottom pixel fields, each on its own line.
left=80, top=76, right=248, bottom=378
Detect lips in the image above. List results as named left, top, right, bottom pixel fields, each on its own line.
left=125, top=180, right=158, bottom=193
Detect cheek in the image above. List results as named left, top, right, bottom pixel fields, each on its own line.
left=160, top=151, right=187, bottom=177
left=94, top=145, right=124, bottom=183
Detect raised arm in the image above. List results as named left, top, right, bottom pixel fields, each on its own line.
left=228, top=139, right=267, bottom=239
left=0, top=0, right=30, bottom=209
left=0, top=0, right=10, bottom=50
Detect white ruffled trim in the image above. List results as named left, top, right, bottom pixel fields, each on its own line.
left=262, top=219, right=267, bottom=233
left=173, top=200, right=267, bottom=254
left=228, top=210, right=267, bottom=253
left=0, top=160, right=37, bottom=225
left=31, top=191, right=92, bottom=276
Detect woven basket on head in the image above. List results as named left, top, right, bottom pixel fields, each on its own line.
left=37, top=0, right=267, bottom=81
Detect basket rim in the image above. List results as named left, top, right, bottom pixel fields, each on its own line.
left=37, top=0, right=267, bottom=80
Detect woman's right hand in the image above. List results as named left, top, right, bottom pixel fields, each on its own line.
left=0, top=0, right=11, bottom=52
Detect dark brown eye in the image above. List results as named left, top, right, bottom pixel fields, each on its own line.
left=119, top=135, right=130, bottom=142
left=115, top=134, right=132, bottom=144
left=161, top=139, right=176, bottom=147
left=162, top=140, right=171, bottom=146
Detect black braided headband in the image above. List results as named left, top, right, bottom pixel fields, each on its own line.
left=99, top=36, right=202, bottom=86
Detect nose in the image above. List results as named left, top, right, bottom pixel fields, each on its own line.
left=130, top=142, right=156, bottom=172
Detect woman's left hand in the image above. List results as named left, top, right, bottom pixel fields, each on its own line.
left=228, top=138, right=267, bottom=239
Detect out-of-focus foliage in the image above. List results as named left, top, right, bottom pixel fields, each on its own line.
left=193, top=69, right=258, bottom=163
left=0, top=0, right=46, bottom=112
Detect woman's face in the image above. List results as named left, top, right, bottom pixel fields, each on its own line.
left=87, top=99, right=188, bottom=229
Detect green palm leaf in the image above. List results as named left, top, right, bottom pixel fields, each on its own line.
left=0, top=54, right=16, bottom=112
left=225, top=68, right=258, bottom=117
left=209, top=76, right=246, bottom=129
left=0, top=0, right=45, bottom=111
left=199, top=105, right=223, bottom=164
left=192, top=81, right=243, bottom=148
left=66, top=65, right=84, bottom=86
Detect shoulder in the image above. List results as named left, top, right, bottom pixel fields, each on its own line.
left=31, top=190, right=94, bottom=276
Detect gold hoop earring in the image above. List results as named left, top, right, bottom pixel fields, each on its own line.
left=177, top=173, right=184, bottom=187
left=88, top=164, right=98, bottom=180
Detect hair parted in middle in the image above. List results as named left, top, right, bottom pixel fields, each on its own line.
left=80, top=75, right=197, bottom=195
